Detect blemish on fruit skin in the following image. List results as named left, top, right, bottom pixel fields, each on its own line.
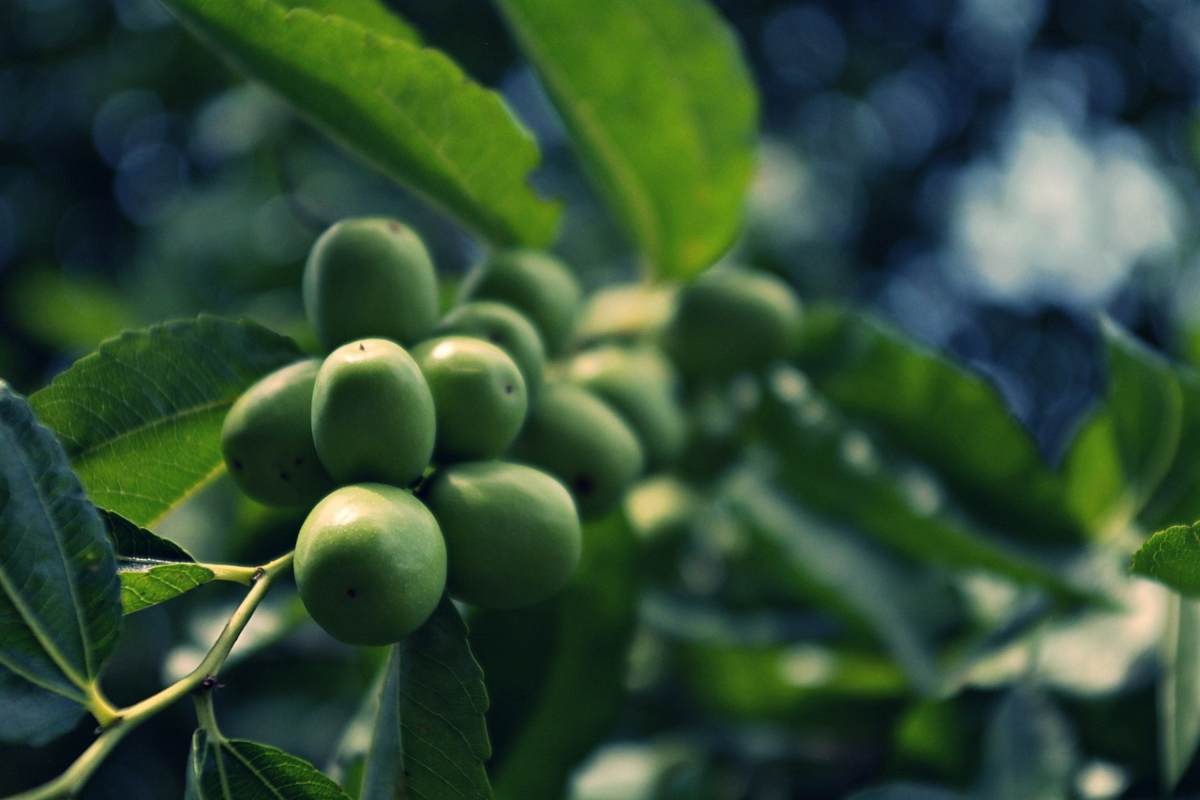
left=505, top=384, right=514, bottom=395
left=359, top=343, right=366, bottom=351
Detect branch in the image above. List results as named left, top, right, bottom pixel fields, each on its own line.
left=4, top=551, right=295, bottom=800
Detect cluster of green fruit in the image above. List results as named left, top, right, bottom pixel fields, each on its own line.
left=221, top=216, right=801, bottom=647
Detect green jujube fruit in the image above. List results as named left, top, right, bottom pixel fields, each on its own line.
left=663, top=267, right=802, bottom=377
left=303, top=217, right=439, bottom=350
left=295, top=484, right=446, bottom=645
left=221, top=359, right=334, bottom=507
left=412, top=336, right=528, bottom=461
left=311, top=338, right=435, bottom=486
left=424, top=462, right=580, bottom=609
left=458, top=249, right=581, bottom=354
left=435, top=301, right=546, bottom=396
left=512, top=383, right=644, bottom=518
left=566, top=346, right=686, bottom=468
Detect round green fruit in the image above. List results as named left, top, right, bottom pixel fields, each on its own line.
left=435, top=301, right=545, bottom=396
left=512, top=383, right=644, bottom=518
left=412, top=336, right=528, bottom=462
left=424, top=462, right=580, bottom=609
left=221, top=359, right=334, bottom=507
left=295, top=484, right=446, bottom=645
left=311, top=338, right=435, bottom=486
left=458, top=250, right=581, bottom=354
left=663, top=268, right=801, bottom=377
left=566, top=346, right=686, bottom=468
left=303, top=217, right=439, bottom=350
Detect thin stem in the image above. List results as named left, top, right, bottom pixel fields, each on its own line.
left=203, top=562, right=261, bottom=585
left=4, top=551, right=294, bottom=800
left=192, top=692, right=224, bottom=741
left=84, top=683, right=121, bottom=729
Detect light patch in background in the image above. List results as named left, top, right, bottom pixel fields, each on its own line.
left=948, top=108, right=1181, bottom=307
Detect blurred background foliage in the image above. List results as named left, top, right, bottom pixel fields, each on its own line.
left=2, top=0, right=1200, bottom=798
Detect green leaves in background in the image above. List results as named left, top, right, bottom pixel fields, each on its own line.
left=496, top=0, right=757, bottom=279
left=1159, top=594, right=1200, bottom=791
left=186, top=730, right=352, bottom=799
left=31, top=316, right=302, bottom=526
left=158, top=0, right=559, bottom=247
left=360, top=598, right=491, bottom=800
left=1132, top=523, right=1200, bottom=595
left=488, top=513, right=639, bottom=800
left=977, top=687, right=1077, bottom=800
left=102, top=510, right=216, bottom=614
left=0, top=383, right=121, bottom=745
left=1063, top=318, right=1182, bottom=537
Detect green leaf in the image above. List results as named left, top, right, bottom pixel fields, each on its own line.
left=723, top=473, right=945, bottom=695
left=100, top=511, right=217, bottom=614
left=496, top=0, right=757, bottom=278
left=361, top=598, right=492, bottom=800
left=0, top=383, right=122, bottom=744
left=489, top=513, right=639, bottom=800
left=186, top=731, right=352, bottom=799
left=1160, top=593, right=1200, bottom=790
left=1140, top=369, right=1200, bottom=529
left=978, top=687, right=1077, bottom=800
left=31, top=316, right=303, bottom=527
left=792, top=305, right=1085, bottom=543
left=275, top=0, right=420, bottom=42
left=753, top=376, right=1100, bottom=608
left=1132, top=523, right=1200, bottom=595
left=1063, top=318, right=1183, bottom=538
left=159, top=0, right=559, bottom=246
left=849, top=786, right=965, bottom=800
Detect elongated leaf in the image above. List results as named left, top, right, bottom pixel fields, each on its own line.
left=361, top=598, right=491, bottom=800
left=1063, top=318, right=1182, bottom=538
left=277, top=0, right=419, bottom=42
left=1132, top=524, right=1200, bottom=594
left=1141, top=369, right=1200, bottom=529
left=0, top=383, right=121, bottom=744
left=496, top=0, right=757, bottom=278
left=1160, top=593, right=1200, bottom=790
left=978, top=687, right=1077, bottom=800
left=186, top=731, right=351, bottom=799
left=490, top=513, right=639, bottom=800
left=101, top=511, right=216, bottom=614
left=753, top=376, right=1100, bottom=607
left=724, top=473, right=945, bottom=695
left=792, top=305, right=1083, bottom=543
left=160, top=0, right=559, bottom=246
left=31, top=316, right=303, bottom=526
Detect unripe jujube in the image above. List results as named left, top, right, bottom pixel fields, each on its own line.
left=221, top=359, right=334, bottom=507
left=412, top=336, right=528, bottom=462
left=311, top=338, right=435, bottom=486
left=566, top=346, right=686, bottom=468
left=458, top=250, right=581, bottom=354
left=295, top=484, right=446, bottom=645
left=303, top=218, right=439, bottom=350
left=512, top=383, right=644, bottom=519
left=424, top=462, right=580, bottom=609
left=435, top=301, right=546, bottom=396
left=664, top=268, right=801, bottom=377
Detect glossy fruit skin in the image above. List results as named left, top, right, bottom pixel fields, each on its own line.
left=311, top=338, right=435, bottom=486
left=412, top=336, right=528, bottom=462
left=295, top=484, right=446, bottom=645
left=435, top=301, right=545, bottom=396
left=458, top=250, right=581, bottom=354
left=512, top=383, right=644, bottom=519
left=566, top=346, right=686, bottom=468
left=221, top=359, right=334, bottom=507
left=424, top=462, right=580, bottom=609
left=303, top=218, right=439, bottom=350
left=663, top=268, right=801, bottom=378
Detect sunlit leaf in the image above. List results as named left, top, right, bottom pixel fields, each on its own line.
left=31, top=316, right=303, bottom=527
left=1131, top=523, right=1200, bottom=595
left=101, top=512, right=216, bottom=614
left=276, top=0, right=419, bottom=42
left=360, top=598, right=492, bottom=800
left=186, top=730, right=351, bottom=799
left=0, top=383, right=122, bottom=744
left=159, top=0, right=559, bottom=246
left=496, top=0, right=757, bottom=278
